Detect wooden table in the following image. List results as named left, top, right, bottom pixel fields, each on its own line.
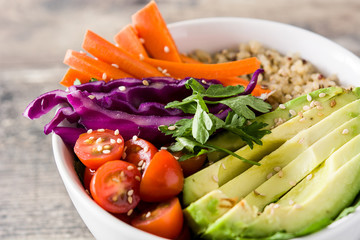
left=1, top=0, right=359, bottom=239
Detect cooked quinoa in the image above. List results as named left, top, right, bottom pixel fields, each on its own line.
left=187, top=41, right=340, bottom=109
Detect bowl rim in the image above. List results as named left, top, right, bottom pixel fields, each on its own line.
left=52, top=17, right=360, bottom=240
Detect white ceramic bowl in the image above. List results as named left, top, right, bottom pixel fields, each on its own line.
left=52, top=17, right=360, bottom=240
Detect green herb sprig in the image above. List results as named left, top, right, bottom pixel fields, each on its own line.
left=159, top=78, right=272, bottom=165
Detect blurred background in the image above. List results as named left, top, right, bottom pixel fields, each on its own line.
left=0, top=0, right=359, bottom=239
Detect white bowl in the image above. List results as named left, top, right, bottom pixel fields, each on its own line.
left=52, top=17, right=360, bottom=240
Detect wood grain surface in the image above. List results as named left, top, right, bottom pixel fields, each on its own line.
left=1, top=0, right=359, bottom=239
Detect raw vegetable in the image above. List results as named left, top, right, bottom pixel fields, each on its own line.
left=74, top=129, right=125, bottom=170
left=63, top=50, right=134, bottom=81
left=139, top=150, right=184, bottom=202
left=82, top=30, right=165, bottom=79
left=83, top=167, right=96, bottom=191
left=60, top=68, right=93, bottom=87
left=131, top=197, right=184, bottom=239
left=90, top=160, right=141, bottom=214
left=114, top=24, right=149, bottom=57
left=132, top=0, right=182, bottom=62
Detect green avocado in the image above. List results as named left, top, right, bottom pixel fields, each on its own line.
left=204, top=133, right=360, bottom=239
left=182, top=88, right=359, bottom=206
left=184, top=97, right=360, bottom=235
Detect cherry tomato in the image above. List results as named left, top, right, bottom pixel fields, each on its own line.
left=131, top=197, right=183, bottom=239
left=74, top=129, right=124, bottom=169
left=140, top=150, right=184, bottom=202
left=83, top=167, right=96, bottom=191
left=90, top=160, right=141, bottom=214
left=124, top=137, right=158, bottom=173
left=172, top=152, right=207, bottom=177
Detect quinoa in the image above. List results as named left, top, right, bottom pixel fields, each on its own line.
left=187, top=41, right=340, bottom=109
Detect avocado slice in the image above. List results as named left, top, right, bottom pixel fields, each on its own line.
left=184, top=98, right=360, bottom=234
left=204, top=134, right=360, bottom=239
left=206, top=87, right=344, bottom=162
left=182, top=88, right=358, bottom=206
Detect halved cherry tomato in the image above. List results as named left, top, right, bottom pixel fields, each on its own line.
left=90, top=160, right=141, bottom=213
left=124, top=137, right=158, bottom=173
left=131, top=197, right=183, bottom=239
left=83, top=167, right=96, bottom=191
left=74, top=129, right=124, bottom=169
left=140, top=150, right=184, bottom=202
left=172, top=152, right=207, bottom=177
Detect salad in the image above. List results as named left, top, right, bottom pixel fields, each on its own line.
left=23, top=1, right=360, bottom=240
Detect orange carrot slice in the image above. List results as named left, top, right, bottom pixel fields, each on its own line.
left=60, top=68, right=93, bottom=87
left=217, top=76, right=270, bottom=96
left=63, top=50, right=134, bottom=82
left=82, top=30, right=164, bottom=79
left=132, top=1, right=182, bottom=62
left=143, top=57, right=261, bottom=79
left=180, top=54, right=203, bottom=64
left=114, top=24, right=149, bottom=57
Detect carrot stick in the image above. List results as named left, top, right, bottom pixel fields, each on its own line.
left=143, top=56, right=261, bottom=79
left=60, top=68, right=93, bottom=87
left=132, top=1, right=182, bottom=62
left=217, top=76, right=270, bottom=96
left=114, top=24, right=149, bottom=57
left=180, top=54, right=203, bottom=64
left=63, top=50, right=134, bottom=82
left=82, top=30, right=164, bottom=79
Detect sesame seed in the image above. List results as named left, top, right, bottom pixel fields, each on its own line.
left=273, top=204, right=280, bottom=209
left=310, top=101, right=316, bottom=108
left=97, top=146, right=103, bottom=152
left=127, top=165, right=134, bottom=171
left=266, top=172, right=273, bottom=179
left=96, top=138, right=103, bottom=144
left=342, top=129, right=349, bottom=135
left=88, top=95, right=95, bottom=99
left=164, top=72, right=171, bottom=77
left=127, top=209, right=133, bottom=216
left=102, top=149, right=111, bottom=154
left=103, top=145, right=111, bottom=150
left=162, top=69, right=168, bottom=74
left=278, top=170, right=284, bottom=178
left=97, top=129, right=105, bottom=132
left=202, top=80, right=207, bottom=84
left=122, top=152, right=127, bottom=159
left=164, top=46, right=170, bottom=53
left=298, top=138, right=305, bottom=144
left=112, top=177, right=119, bottom=183
left=118, top=86, right=126, bottom=91
left=299, top=118, right=305, bottom=122
left=117, top=138, right=123, bottom=144
left=132, top=135, right=138, bottom=141
left=157, top=66, right=163, bottom=72
left=120, top=171, right=125, bottom=178
left=212, top=175, right=218, bottom=183
left=160, top=146, right=167, bottom=150
left=319, top=92, right=326, bottom=98
left=274, top=166, right=281, bottom=172
left=94, top=57, right=98, bottom=60
left=111, top=63, right=119, bottom=68
left=84, top=139, right=92, bottom=144
left=139, top=38, right=145, bottom=44
left=330, top=99, right=337, bottom=107
left=168, top=125, right=176, bottom=131
left=289, top=181, right=296, bottom=186
left=139, top=53, right=144, bottom=61
left=303, top=105, right=310, bottom=111
left=221, top=163, right=226, bottom=170
left=143, top=145, right=149, bottom=153
left=316, top=105, right=323, bottom=110
left=135, top=176, right=141, bottom=181
left=254, top=190, right=265, bottom=196
left=110, top=139, right=116, bottom=144
left=306, top=174, right=313, bottom=180
left=114, top=129, right=120, bottom=135
left=306, top=94, right=312, bottom=102
left=313, top=101, right=321, bottom=106
left=138, top=160, right=144, bottom=167
left=141, top=162, right=146, bottom=170
left=279, top=104, right=286, bottom=109
left=145, top=211, right=151, bottom=218
left=87, top=129, right=93, bottom=134
left=127, top=189, right=134, bottom=196
left=102, top=73, right=107, bottom=80
left=289, top=109, right=297, bottom=116
left=128, top=196, right=133, bottom=204
left=137, top=167, right=142, bottom=171
left=142, top=80, right=149, bottom=86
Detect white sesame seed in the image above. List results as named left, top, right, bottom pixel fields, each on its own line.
left=138, top=160, right=144, bottom=167
left=303, top=105, right=310, bottom=111
left=97, top=129, right=105, bottom=132
left=316, top=105, right=323, bottom=110
left=306, top=94, right=312, bottom=102
left=160, top=146, right=167, bottom=150
left=87, top=129, right=93, bottom=134
left=111, top=63, right=119, bottom=68
left=162, top=69, right=168, bottom=74
left=306, top=174, right=313, bottom=180
left=139, top=38, right=145, bottom=44
left=142, top=80, right=149, bottom=86
left=164, top=46, right=170, bottom=53
left=117, top=138, right=123, bottom=144
left=313, top=101, right=321, bottom=106
left=278, top=170, right=284, bottom=178
left=127, top=189, right=134, bottom=196
left=97, top=145, right=103, bottom=152
left=273, top=204, right=280, bottom=209
left=110, top=139, right=116, bottom=144
left=102, top=73, right=107, bottom=80
left=310, top=101, right=316, bottom=108
left=94, top=57, right=98, bottom=60
left=135, top=176, right=141, bottom=181
left=103, top=145, right=111, bottom=150
left=114, top=129, right=120, bottom=135
left=164, top=72, right=171, bottom=77
left=139, top=53, right=144, bottom=61
left=342, top=129, right=349, bottom=135
left=289, top=181, right=296, bottom=186
left=289, top=109, right=297, bottom=116
left=274, top=166, right=281, bottom=172
left=168, top=125, right=176, bottom=131
left=127, top=165, right=134, bottom=170
left=212, top=175, right=218, bottom=183
left=88, top=95, right=95, bottom=100
left=118, top=86, right=126, bottom=91
left=132, top=135, right=138, bottom=141
left=89, top=136, right=94, bottom=140
left=279, top=104, right=286, bottom=109
left=141, top=162, right=146, bottom=170
left=319, top=92, right=326, bottom=98
left=96, top=137, right=103, bottom=144
left=143, top=145, right=149, bottom=153
left=157, top=66, right=163, bottom=72
left=266, top=172, right=273, bottom=179
left=299, top=118, right=305, bottom=122
left=102, top=149, right=111, bottom=154
left=221, top=163, right=226, bottom=170
left=84, top=139, right=92, bottom=144
left=202, top=80, right=207, bottom=84
left=127, top=209, right=133, bottom=216
left=145, top=211, right=151, bottom=218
